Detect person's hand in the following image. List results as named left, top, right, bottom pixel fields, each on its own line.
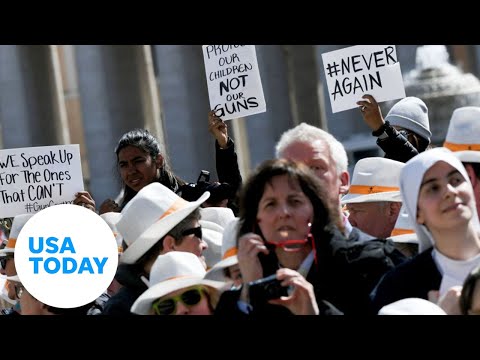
left=99, top=198, right=121, bottom=214
left=433, top=286, right=463, bottom=315
left=208, top=110, right=228, bottom=149
left=356, top=94, right=385, bottom=132
left=268, top=268, right=319, bottom=315
left=73, top=191, right=96, bottom=213
left=237, top=232, right=268, bottom=285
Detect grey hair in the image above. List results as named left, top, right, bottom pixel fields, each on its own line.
left=275, top=123, right=348, bottom=175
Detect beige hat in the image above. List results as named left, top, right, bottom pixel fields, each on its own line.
left=199, top=207, right=236, bottom=269
left=341, top=157, right=404, bottom=204
left=117, top=183, right=210, bottom=264
left=130, top=251, right=227, bottom=315
left=0, top=214, right=34, bottom=256
left=100, top=212, right=124, bottom=254
left=389, top=205, right=418, bottom=245
left=444, top=106, right=480, bottom=163
left=205, top=218, right=239, bottom=282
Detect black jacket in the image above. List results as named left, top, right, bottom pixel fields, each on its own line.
left=376, top=124, right=420, bottom=163
left=215, top=138, right=242, bottom=215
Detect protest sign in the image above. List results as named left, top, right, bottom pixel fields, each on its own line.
left=321, top=45, right=405, bottom=113
left=0, top=145, right=84, bottom=218
left=203, top=45, right=266, bottom=120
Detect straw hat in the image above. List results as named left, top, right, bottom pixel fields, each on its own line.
left=117, top=182, right=210, bottom=264
left=341, top=157, right=404, bottom=204
left=444, top=106, right=480, bottom=163
left=130, top=251, right=227, bottom=315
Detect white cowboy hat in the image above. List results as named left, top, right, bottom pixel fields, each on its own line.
left=117, top=182, right=210, bottom=264
left=341, top=157, right=404, bottom=204
left=378, top=298, right=446, bottom=315
left=199, top=207, right=235, bottom=270
left=100, top=212, right=124, bottom=254
left=205, top=217, right=239, bottom=282
left=400, top=147, right=480, bottom=253
left=130, top=251, right=227, bottom=315
left=444, top=106, right=480, bottom=163
left=389, top=205, right=418, bottom=245
left=0, top=214, right=34, bottom=256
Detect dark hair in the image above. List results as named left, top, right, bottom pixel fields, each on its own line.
left=460, top=264, right=480, bottom=315
left=115, top=129, right=185, bottom=208
left=237, top=159, right=343, bottom=273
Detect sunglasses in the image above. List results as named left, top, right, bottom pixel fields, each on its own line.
left=0, top=255, right=13, bottom=270
left=152, top=286, right=206, bottom=315
left=181, top=226, right=202, bottom=240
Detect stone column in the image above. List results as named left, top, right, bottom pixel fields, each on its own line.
left=74, top=45, right=158, bottom=203
left=0, top=45, right=69, bottom=148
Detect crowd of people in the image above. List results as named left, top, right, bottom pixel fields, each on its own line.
left=2, top=94, right=480, bottom=316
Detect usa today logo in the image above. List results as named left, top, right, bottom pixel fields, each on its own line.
left=15, top=204, right=118, bottom=309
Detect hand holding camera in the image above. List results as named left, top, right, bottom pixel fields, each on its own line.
left=248, top=269, right=320, bottom=315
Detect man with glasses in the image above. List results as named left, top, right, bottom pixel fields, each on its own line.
left=357, top=95, right=432, bottom=163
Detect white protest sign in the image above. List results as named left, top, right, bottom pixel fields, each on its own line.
left=202, top=45, right=266, bottom=120
left=321, top=45, right=406, bottom=113
left=0, top=145, right=84, bottom=218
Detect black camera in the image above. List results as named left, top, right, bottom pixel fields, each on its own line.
left=178, top=170, right=233, bottom=204
left=248, top=274, right=289, bottom=304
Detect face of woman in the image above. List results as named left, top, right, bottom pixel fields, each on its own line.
left=256, top=174, right=314, bottom=245
left=118, top=146, right=160, bottom=192
left=417, top=161, right=474, bottom=231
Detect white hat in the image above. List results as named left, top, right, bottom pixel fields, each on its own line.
left=389, top=205, right=418, bottom=245
left=0, top=214, right=34, bottom=256
left=444, top=106, right=480, bottom=163
left=199, top=207, right=236, bottom=269
left=130, top=251, right=227, bottom=315
left=385, top=96, right=431, bottom=142
left=117, top=182, right=210, bottom=264
left=100, top=212, right=124, bottom=254
left=341, top=157, right=404, bottom=204
left=378, top=298, right=446, bottom=315
left=400, top=147, right=480, bottom=253
left=205, top=218, right=239, bottom=282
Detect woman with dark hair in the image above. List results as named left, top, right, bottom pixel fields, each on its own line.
left=460, top=265, right=480, bottom=315
left=215, top=158, right=345, bottom=316
left=99, top=129, right=185, bottom=214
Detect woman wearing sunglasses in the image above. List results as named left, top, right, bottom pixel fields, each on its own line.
left=131, top=251, right=227, bottom=315
left=214, top=159, right=347, bottom=316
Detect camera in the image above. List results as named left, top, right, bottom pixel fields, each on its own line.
left=177, top=170, right=234, bottom=204
left=248, top=274, right=289, bottom=305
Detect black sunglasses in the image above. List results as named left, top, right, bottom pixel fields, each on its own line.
left=181, top=226, right=202, bottom=240
left=0, top=255, right=13, bottom=270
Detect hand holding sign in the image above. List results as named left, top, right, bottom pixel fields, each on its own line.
left=321, top=45, right=405, bottom=113
left=356, top=94, right=385, bottom=132
left=202, top=45, right=266, bottom=120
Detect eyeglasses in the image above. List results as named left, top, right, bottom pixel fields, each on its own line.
left=181, top=226, right=202, bottom=240
left=152, top=286, right=206, bottom=315
left=0, top=255, right=13, bottom=270
left=14, top=283, right=24, bottom=300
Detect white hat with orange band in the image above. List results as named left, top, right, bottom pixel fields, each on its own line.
left=389, top=205, right=418, bottom=244
left=444, top=106, right=480, bottom=163
left=341, top=157, right=404, bottom=204
left=0, top=214, right=34, bottom=256
left=204, top=217, right=239, bottom=282
left=117, top=182, right=210, bottom=265
left=100, top=212, right=124, bottom=254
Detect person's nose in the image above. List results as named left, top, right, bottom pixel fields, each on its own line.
left=200, top=239, right=208, bottom=251
left=444, top=183, right=458, bottom=198
left=278, top=203, right=291, bottom=218
left=175, top=301, right=190, bottom=315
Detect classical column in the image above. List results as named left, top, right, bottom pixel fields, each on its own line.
left=74, top=45, right=161, bottom=203
left=0, top=45, right=69, bottom=148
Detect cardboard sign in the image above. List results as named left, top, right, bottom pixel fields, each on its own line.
left=203, top=45, right=266, bottom=120
left=321, top=45, right=406, bottom=113
left=0, top=145, right=84, bottom=218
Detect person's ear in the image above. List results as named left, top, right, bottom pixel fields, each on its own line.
left=155, top=154, right=164, bottom=169
left=339, top=171, right=350, bottom=195
left=162, top=234, right=176, bottom=251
